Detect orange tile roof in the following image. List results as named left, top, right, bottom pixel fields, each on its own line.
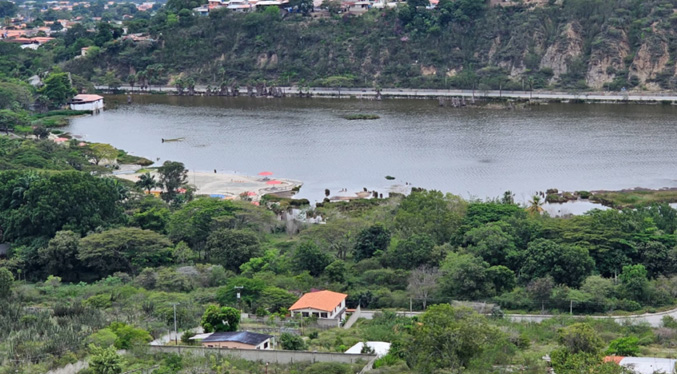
left=604, top=356, right=625, bottom=364
left=289, top=290, right=347, bottom=312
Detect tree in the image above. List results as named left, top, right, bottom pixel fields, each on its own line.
left=39, top=72, right=77, bottom=108
left=158, top=161, right=188, bottom=202
left=33, top=125, right=49, bottom=139
left=638, top=241, right=677, bottom=278
left=201, top=305, right=240, bottom=332
left=257, top=287, right=297, bottom=313
left=109, top=322, right=153, bottom=349
left=0, top=109, right=28, bottom=134
left=353, top=224, right=390, bottom=262
left=167, top=198, right=237, bottom=250
left=89, top=345, right=123, bottom=374
left=550, top=323, right=609, bottom=374
left=387, top=234, right=441, bottom=269
left=280, top=332, right=306, bottom=350
left=0, top=1, right=18, bottom=18
left=0, top=171, right=125, bottom=242
left=38, top=230, right=81, bottom=281
left=321, top=0, right=341, bottom=15
left=487, top=265, right=516, bottom=295
left=606, top=336, right=640, bottom=356
left=395, top=190, right=466, bottom=245
left=519, top=239, right=594, bottom=287
left=293, top=241, right=332, bottom=276
left=619, top=264, right=649, bottom=302
left=463, top=224, right=517, bottom=267
left=127, top=74, right=137, bottom=91
left=0, top=267, right=13, bottom=299
left=324, top=260, right=347, bottom=283
left=405, top=305, right=500, bottom=373
left=289, top=0, right=313, bottom=15
left=89, top=143, right=118, bottom=165
left=439, top=252, right=491, bottom=300
left=215, top=277, right=266, bottom=308
left=206, top=229, right=262, bottom=271
left=407, top=266, right=439, bottom=309
left=527, top=276, right=554, bottom=313
left=78, top=227, right=173, bottom=277
left=526, top=195, right=544, bottom=215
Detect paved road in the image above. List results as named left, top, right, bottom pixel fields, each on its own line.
left=98, top=85, right=677, bottom=103
left=356, top=308, right=677, bottom=327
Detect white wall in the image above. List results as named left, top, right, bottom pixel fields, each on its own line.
left=70, top=99, right=104, bottom=111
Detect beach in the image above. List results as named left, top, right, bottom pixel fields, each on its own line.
left=115, top=169, right=302, bottom=200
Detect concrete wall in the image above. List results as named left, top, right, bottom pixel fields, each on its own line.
left=202, top=341, right=268, bottom=350
left=149, top=346, right=375, bottom=364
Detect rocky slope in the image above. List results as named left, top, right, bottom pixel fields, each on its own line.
left=68, top=0, right=677, bottom=91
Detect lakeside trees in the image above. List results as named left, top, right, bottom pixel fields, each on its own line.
left=5, top=133, right=677, bottom=372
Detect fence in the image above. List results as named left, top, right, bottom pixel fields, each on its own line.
left=149, top=345, right=375, bottom=365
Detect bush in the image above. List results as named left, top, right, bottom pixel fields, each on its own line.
left=280, top=332, right=306, bottom=350
left=303, top=362, right=352, bottom=374
left=615, top=299, right=641, bottom=312
left=84, top=294, right=112, bottom=309
left=606, top=336, right=640, bottom=356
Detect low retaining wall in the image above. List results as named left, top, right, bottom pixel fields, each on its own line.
left=149, top=346, right=375, bottom=365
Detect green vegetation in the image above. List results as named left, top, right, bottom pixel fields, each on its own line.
left=591, top=189, right=677, bottom=209
left=4, top=137, right=677, bottom=372
left=36, top=0, right=675, bottom=92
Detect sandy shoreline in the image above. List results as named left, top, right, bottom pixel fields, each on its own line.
left=115, top=169, right=302, bottom=200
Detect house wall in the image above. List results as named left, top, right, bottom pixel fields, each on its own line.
left=291, top=299, right=346, bottom=320
left=70, top=100, right=103, bottom=111
left=201, top=338, right=272, bottom=350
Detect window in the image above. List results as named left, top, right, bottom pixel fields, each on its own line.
left=302, top=312, right=309, bottom=317
left=313, top=312, right=319, bottom=317
left=264, top=342, right=268, bottom=349
left=320, top=312, right=328, bottom=318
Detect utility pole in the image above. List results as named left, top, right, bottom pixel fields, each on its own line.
left=170, top=303, right=179, bottom=345
left=234, top=286, right=244, bottom=312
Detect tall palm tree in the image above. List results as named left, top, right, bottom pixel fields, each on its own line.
left=136, top=172, right=158, bottom=194
left=104, top=178, right=129, bottom=201
left=526, top=195, right=544, bottom=215
left=11, top=172, right=40, bottom=208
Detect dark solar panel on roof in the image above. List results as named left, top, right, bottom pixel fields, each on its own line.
left=201, top=331, right=272, bottom=346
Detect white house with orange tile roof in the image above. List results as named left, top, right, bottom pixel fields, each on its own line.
left=289, top=290, right=348, bottom=323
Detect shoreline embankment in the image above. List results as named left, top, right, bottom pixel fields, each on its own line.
left=96, top=85, right=677, bottom=104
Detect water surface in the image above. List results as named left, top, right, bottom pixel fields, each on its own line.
left=65, top=96, right=677, bottom=202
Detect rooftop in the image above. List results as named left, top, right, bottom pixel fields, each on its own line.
left=201, top=331, right=272, bottom=346
left=289, top=290, right=347, bottom=312
left=72, top=94, right=104, bottom=102
left=604, top=356, right=677, bottom=374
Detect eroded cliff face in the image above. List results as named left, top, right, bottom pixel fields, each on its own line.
left=540, top=22, right=583, bottom=80
left=585, top=29, right=630, bottom=89
left=630, top=33, right=670, bottom=89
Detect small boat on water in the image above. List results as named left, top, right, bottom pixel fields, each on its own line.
left=162, top=137, right=185, bottom=143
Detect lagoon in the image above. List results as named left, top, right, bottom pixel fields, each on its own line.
left=65, top=95, right=677, bottom=204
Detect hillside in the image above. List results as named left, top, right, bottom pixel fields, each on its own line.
left=61, top=0, right=677, bottom=91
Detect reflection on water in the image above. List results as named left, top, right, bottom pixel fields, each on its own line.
left=64, top=95, right=677, bottom=202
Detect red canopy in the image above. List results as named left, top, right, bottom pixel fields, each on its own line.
left=258, top=171, right=273, bottom=176
left=266, top=180, right=282, bottom=185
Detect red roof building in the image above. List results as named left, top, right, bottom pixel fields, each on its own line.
left=289, top=290, right=348, bottom=323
